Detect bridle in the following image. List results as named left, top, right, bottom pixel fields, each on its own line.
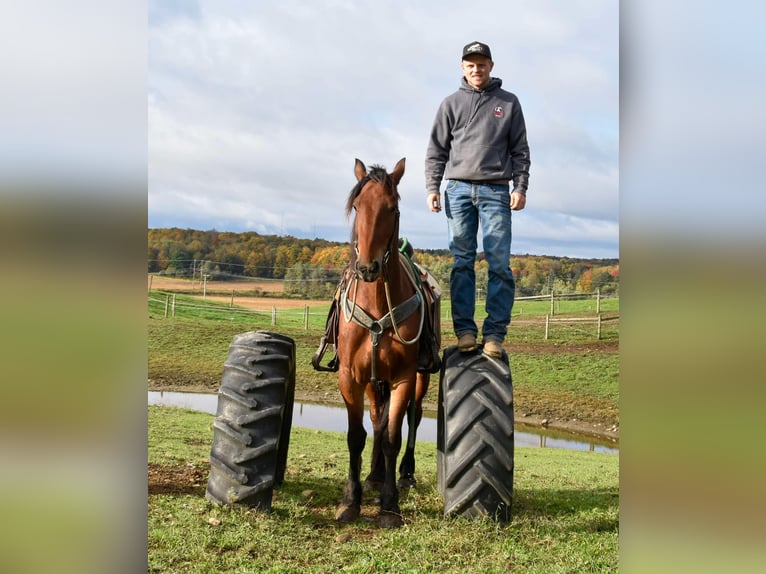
left=343, top=200, right=425, bottom=384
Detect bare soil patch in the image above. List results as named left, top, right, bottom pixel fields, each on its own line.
left=148, top=274, right=331, bottom=310
left=149, top=462, right=208, bottom=496
left=148, top=275, right=285, bottom=294
left=202, top=295, right=329, bottom=311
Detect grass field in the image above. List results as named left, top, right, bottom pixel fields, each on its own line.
left=148, top=291, right=619, bottom=430
left=148, top=406, right=619, bottom=573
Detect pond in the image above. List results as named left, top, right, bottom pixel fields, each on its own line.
left=148, top=391, right=618, bottom=454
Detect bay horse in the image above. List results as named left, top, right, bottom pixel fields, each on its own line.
left=335, top=157, right=430, bottom=528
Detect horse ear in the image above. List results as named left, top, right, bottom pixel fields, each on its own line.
left=354, top=158, right=367, bottom=181
left=391, top=157, right=406, bottom=185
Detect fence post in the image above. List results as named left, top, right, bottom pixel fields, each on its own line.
left=597, top=314, right=602, bottom=340
left=164, top=294, right=169, bottom=318
left=596, top=288, right=601, bottom=314
left=304, top=305, right=309, bottom=330
left=230, top=290, right=234, bottom=308
left=545, top=314, right=550, bottom=340
left=148, top=275, right=153, bottom=293
left=550, top=292, right=555, bottom=316
left=272, top=306, right=277, bottom=326
left=171, top=293, right=176, bottom=317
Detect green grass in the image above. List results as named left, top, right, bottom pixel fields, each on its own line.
left=513, top=354, right=619, bottom=400
left=512, top=296, right=619, bottom=317
left=512, top=354, right=620, bottom=425
left=149, top=292, right=332, bottom=329
left=148, top=292, right=619, bottom=425
left=149, top=406, right=618, bottom=573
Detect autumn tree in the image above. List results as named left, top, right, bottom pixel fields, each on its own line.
left=148, top=246, right=160, bottom=272
left=576, top=268, right=593, bottom=293
left=245, top=246, right=274, bottom=278
left=284, top=262, right=339, bottom=299
left=147, top=228, right=618, bottom=296
left=273, top=245, right=294, bottom=278
left=310, top=245, right=349, bottom=271
left=592, top=269, right=617, bottom=295
left=167, top=250, right=192, bottom=276
left=218, top=252, right=245, bottom=276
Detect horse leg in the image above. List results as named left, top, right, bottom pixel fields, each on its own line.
left=377, top=384, right=410, bottom=528
left=398, top=373, right=430, bottom=488
left=364, top=384, right=386, bottom=492
left=336, top=382, right=367, bottom=523
left=397, top=407, right=418, bottom=488
left=364, top=437, right=385, bottom=492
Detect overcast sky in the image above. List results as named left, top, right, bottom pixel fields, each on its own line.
left=148, top=0, right=618, bottom=259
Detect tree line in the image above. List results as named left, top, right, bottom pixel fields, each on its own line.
left=148, top=227, right=619, bottom=299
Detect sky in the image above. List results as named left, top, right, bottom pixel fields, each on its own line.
left=148, top=0, right=618, bottom=259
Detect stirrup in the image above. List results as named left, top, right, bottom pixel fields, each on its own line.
left=311, top=336, right=339, bottom=372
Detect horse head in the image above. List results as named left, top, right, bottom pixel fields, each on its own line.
left=346, top=158, right=405, bottom=282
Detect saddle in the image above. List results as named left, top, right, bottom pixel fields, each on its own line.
left=311, top=238, right=442, bottom=374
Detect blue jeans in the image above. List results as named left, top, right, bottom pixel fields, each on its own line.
left=444, top=179, right=515, bottom=342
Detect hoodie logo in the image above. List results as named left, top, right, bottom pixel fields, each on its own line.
left=493, top=106, right=504, bottom=118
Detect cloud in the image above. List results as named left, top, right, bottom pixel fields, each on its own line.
left=148, top=0, right=619, bottom=258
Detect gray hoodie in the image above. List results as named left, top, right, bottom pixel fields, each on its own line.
left=425, top=77, right=530, bottom=196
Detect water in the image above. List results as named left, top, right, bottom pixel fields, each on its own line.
left=148, top=391, right=618, bottom=454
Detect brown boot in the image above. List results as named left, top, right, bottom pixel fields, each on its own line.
left=483, top=339, right=504, bottom=358
left=457, top=333, right=477, bottom=352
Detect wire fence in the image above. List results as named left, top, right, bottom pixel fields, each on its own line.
left=149, top=290, right=618, bottom=341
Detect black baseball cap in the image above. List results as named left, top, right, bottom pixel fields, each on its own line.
left=462, top=41, right=492, bottom=61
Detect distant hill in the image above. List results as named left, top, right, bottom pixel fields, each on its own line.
left=148, top=227, right=618, bottom=298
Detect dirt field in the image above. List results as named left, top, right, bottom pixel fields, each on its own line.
left=149, top=275, right=334, bottom=311
left=148, top=275, right=332, bottom=310
left=148, top=274, right=285, bottom=294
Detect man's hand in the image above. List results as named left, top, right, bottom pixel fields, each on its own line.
left=427, top=193, right=442, bottom=213
left=510, top=191, right=526, bottom=211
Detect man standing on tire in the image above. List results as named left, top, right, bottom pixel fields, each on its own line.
left=425, top=41, right=531, bottom=359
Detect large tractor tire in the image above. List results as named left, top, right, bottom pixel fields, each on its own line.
left=206, top=331, right=296, bottom=510
left=437, top=344, right=514, bottom=522
left=274, top=333, right=296, bottom=487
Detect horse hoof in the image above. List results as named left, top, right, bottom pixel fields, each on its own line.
left=363, top=479, right=383, bottom=493
left=377, top=511, right=403, bottom=529
left=397, top=475, right=417, bottom=489
left=335, top=505, right=360, bottom=523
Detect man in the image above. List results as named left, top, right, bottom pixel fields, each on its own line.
left=425, top=41, right=531, bottom=358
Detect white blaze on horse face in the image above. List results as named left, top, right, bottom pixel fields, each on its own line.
left=349, top=160, right=402, bottom=282
left=354, top=184, right=397, bottom=282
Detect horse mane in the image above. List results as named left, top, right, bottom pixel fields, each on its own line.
left=345, top=165, right=400, bottom=218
